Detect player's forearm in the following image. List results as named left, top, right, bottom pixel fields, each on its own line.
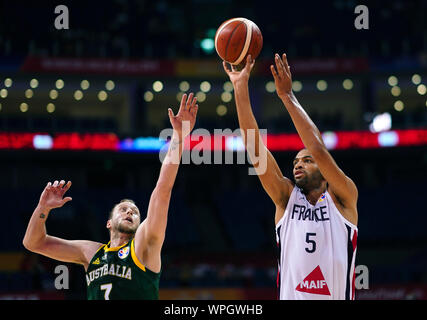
left=280, top=92, right=326, bottom=152
left=233, top=80, right=264, bottom=156
left=155, top=134, right=183, bottom=194
left=23, top=205, right=51, bottom=250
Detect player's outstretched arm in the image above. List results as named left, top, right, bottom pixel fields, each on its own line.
left=22, top=180, right=103, bottom=270
left=223, top=56, right=293, bottom=222
left=134, top=93, right=198, bottom=273
left=271, top=53, right=358, bottom=225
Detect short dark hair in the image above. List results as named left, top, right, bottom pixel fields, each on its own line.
left=108, top=199, right=137, bottom=219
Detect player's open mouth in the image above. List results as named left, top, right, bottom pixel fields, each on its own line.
left=124, top=217, right=133, bottom=223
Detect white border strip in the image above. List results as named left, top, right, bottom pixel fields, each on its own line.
left=233, top=19, right=252, bottom=65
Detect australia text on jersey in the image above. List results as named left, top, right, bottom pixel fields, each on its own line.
left=86, top=263, right=132, bottom=286
left=291, top=204, right=330, bottom=222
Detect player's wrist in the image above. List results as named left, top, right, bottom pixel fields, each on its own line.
left=279, top=91, right=295, bottom=103
left=35, top=204, right=51, bottom=216
left=232, top=77, right=249, bottom=86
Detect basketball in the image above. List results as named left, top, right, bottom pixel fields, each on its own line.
left=214, top=18, right=263, bottom=65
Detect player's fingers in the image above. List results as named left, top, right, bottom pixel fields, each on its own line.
left=189, top=96, right=197, bottom=112
left=168, top=108, right=175, bottom=120
left=62, top=197, right=72, bottom=205
left=185, top=92, right=194, bottom=111
left=179, top=93, right=188, bottom=111
left=53, top=180, right=59, bottom=188
left=275, top=54, right=286, bottom=78
left=222, top=61, right=231, bottom=74
left=270, top=64, right=278, bottom=80
left=46, top=182, right=52, bottom=189
left=59, top=180, right=65, bottom=188
left=62, top=181, right=72, bottom=193
left=191, top=104, right=199, bottom=118
left=245, top=55, right=254, bottom=70
left=282, top=53, right=291, bottom=76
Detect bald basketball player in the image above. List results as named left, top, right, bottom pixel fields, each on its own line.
left=223, top=54, right=358, bottom=300
left=23, top=93, right=198, bottom=300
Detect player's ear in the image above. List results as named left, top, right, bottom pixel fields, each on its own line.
left=106, top=219, right=112, bottom=230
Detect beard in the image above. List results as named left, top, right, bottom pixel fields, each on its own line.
left=295, top=170, right=324, bottom=193
left=116, top=222, right=137, bottom=235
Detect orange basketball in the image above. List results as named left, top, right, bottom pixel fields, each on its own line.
left=215, top=18, right=263, bottom=65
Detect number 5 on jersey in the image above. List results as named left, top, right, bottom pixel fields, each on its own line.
left=305, top=232, right=316, bottom=253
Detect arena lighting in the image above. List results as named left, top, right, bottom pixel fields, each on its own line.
left=1, top=129, right=427, bottom=152
left=4, top=78, right=12, bottom=88
left=152, top=81, right=163, bottom=92
left=388, top=76, right=398, bottom=86
left=81, top=80, right=90, bottom=90
left=216, top=104, right=227, bottom=116
left=46, top=103, right=55, bottom=113
left=391, top=86, right=401, bottom=97
left=106, top=80, right=115, bottom=91
left=20, top=103, right=28, bottom=112
left=0, top=89, right=8, bottom=98
left=74, top=90, right=83, bottom=100
left=30, top=79, right=39, bottom=89
left=98, top=90, right=108, bottom=101
left=49, top=89, right=58, bottom=99
left=316, top=80, right=327, bottom=91
left=144, top=91, right=153, bottom=102
left=55, top=79, right=64, bottom=89
left=369, top=112, right=392, bottom=133
left=417, top=84, right=427, bottom=95
left=394, top=100, right=404, bottom=111
left=221, top=91, right=232, bottom=102
left=179, top=81, right=190, bottom=92
left=196, top=91, right=206, bottom=102
left=412, top=74, right=421, bottom=85
left=25, top=89, right=34, bottom=99
left=342, top=79, right=353, bottom=90
left=292, top=81, right=303, bottom=92
left=223, top=81, right=233, bottom=92
left=200, top=81, right=211, bottom=93
left=265, top=81, right=275, bottom=93
left=176, top=92, right=184, bottom=102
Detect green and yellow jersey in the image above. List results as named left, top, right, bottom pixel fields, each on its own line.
left=86, top=239, right=160, bottom=300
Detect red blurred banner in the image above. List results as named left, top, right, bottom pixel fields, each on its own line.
left=21, top=57, right=175, bottom=76
left=0, top=129, right=426, bottom=152
left=20, top=57, right=369, bottom=76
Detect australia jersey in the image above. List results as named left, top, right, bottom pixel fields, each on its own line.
left=275, top=186, right=358, bottom=300
left=86, top=238, right=160, bottom=300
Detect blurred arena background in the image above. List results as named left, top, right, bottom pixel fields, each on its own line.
left=0, top=0, right=427, bottom=300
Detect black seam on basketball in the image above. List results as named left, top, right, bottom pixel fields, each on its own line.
left=224, top=21, right=245, bottom=64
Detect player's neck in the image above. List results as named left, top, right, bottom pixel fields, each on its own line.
left=304, top=183, right=327, bottom=205
left=109, top=232, right=133, bottom=248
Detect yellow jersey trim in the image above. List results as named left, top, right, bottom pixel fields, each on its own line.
left=131, top=239, right=146, bottom=272
left=95, top=243, right=106, bottom=254
left=104, top=241, right=128, bottom=252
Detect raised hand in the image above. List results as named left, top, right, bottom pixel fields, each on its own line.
left=222, top=55, right=255, bottom=84
left=38, top=180, right=72, bottom=210
left=168, top=92, right=198, bottom=141
left=270, top=53, right=293, bottom=99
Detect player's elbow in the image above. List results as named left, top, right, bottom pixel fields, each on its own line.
left=22, top=235, right=45, bottom=253
left=22, top=238, right=37, bottom=252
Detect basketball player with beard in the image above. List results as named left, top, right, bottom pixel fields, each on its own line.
left=23, top=93, right=199, bottom=300
left=223, top=54, right=358, bottom=300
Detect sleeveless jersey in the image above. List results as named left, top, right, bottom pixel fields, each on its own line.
left=275, top=186, right=358, bottom=300
left=86, top=238, right=160, bottom=300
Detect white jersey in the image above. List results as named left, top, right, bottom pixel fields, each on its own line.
left=275, top=186, right=358, bottom=300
